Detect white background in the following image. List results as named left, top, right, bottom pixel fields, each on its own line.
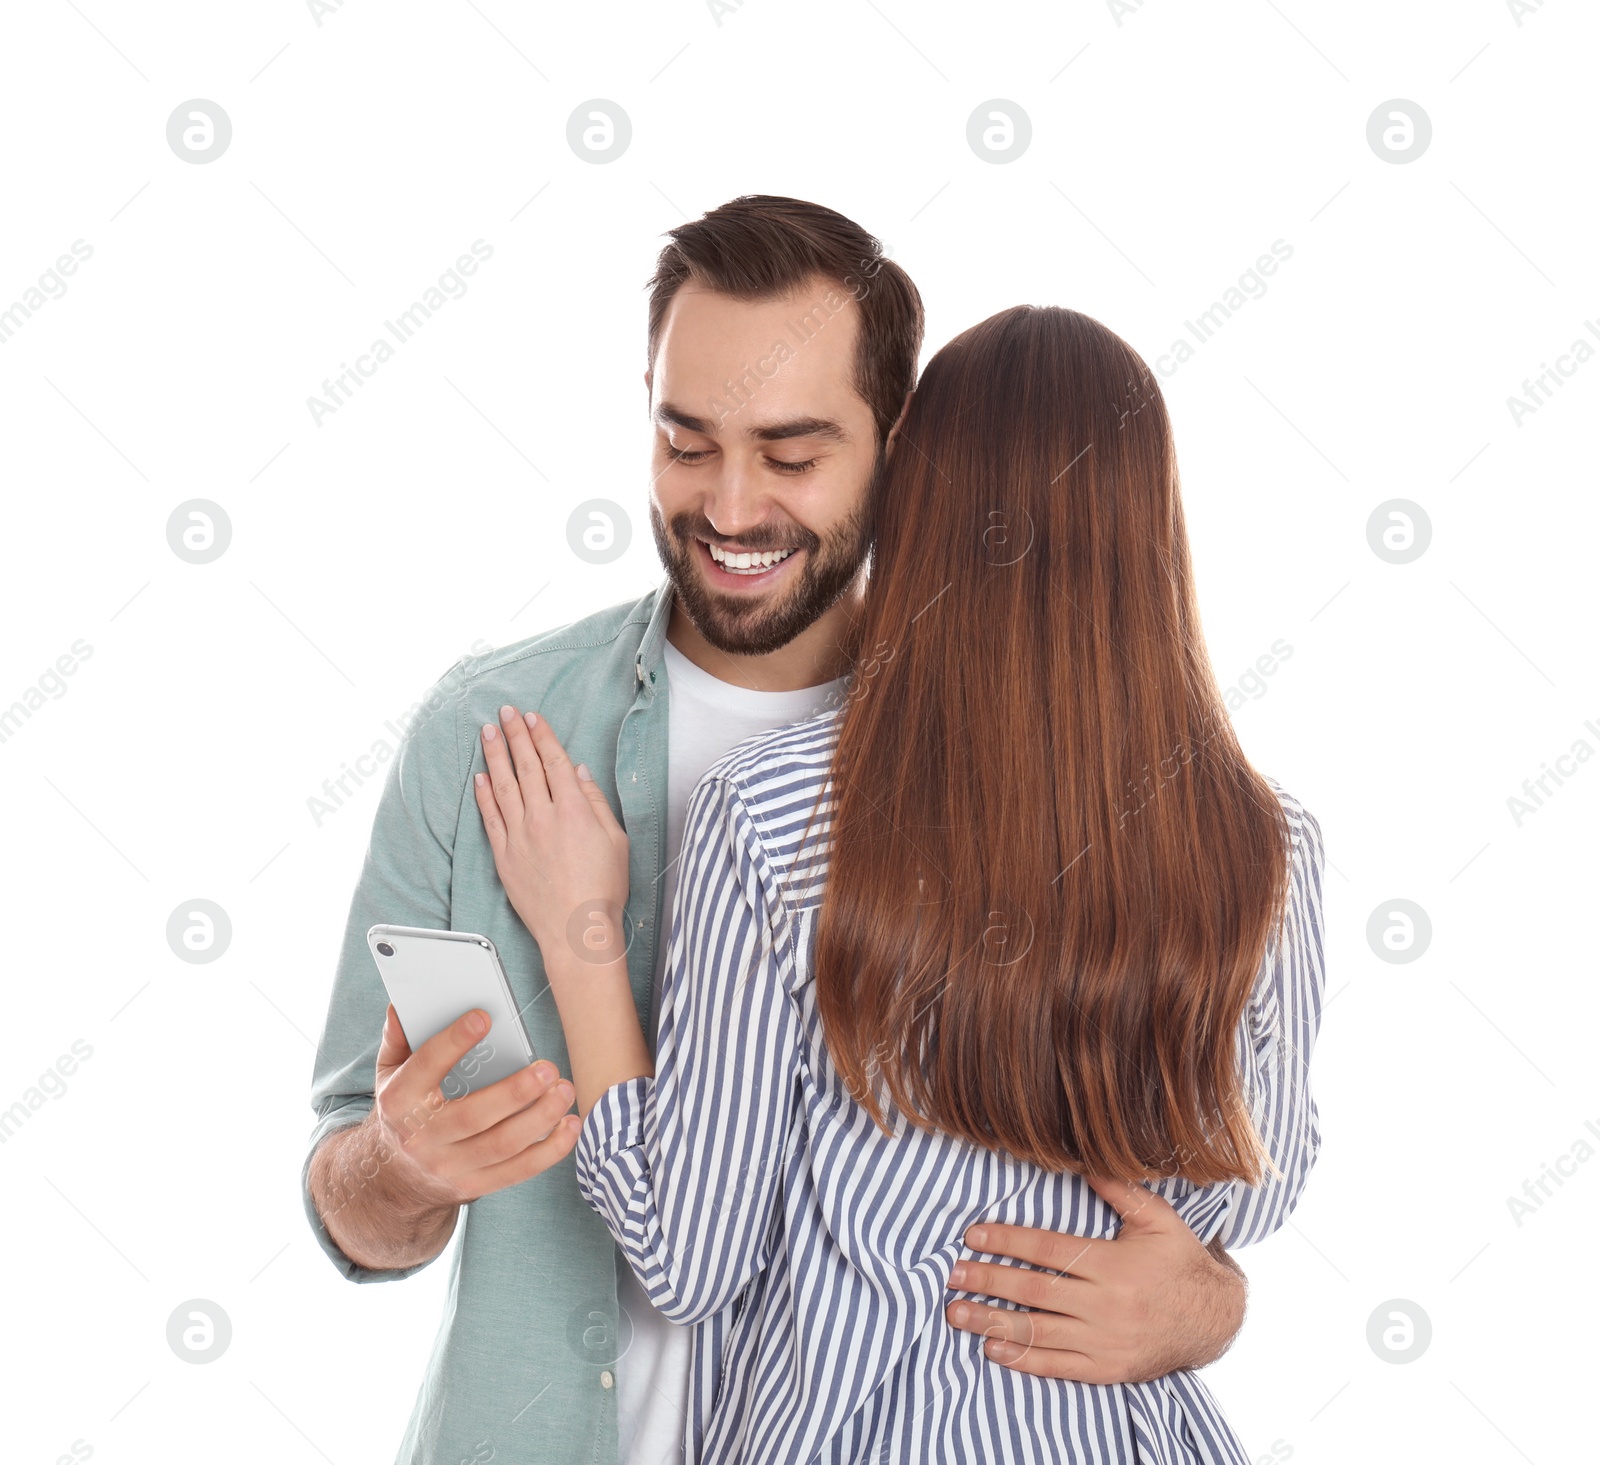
left=1, top=2, right=1595, bottom=1462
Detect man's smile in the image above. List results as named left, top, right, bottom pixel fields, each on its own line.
left=696, top=537, right=803, bottom=585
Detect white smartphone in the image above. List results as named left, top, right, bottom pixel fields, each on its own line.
left=367, top=924, right=537, bottom=1099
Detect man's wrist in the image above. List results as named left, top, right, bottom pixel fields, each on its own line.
left=312, top=1118, right=460, bottom=1271
left=1206, top=1234, right=1247, bottom=1285
left=1194, top=1236, right=1247, bottom=1366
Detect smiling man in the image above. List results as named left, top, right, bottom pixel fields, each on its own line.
left=303, top=195, right=1254, bottom=1465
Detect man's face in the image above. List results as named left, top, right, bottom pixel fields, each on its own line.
left=647, top=278, right=884, bottom=656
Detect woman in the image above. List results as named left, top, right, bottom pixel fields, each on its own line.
left=478, top=306, right=1325, bottom=1463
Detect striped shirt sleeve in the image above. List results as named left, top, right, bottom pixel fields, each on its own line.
left=1212, top=799, right=1327, bottom=1247
left=574, top=771, right=801, bottom=1326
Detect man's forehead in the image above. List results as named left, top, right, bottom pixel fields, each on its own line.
left=656, top=281, right=861, bottom=363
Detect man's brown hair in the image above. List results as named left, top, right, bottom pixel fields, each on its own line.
left=646, top=194, right=924, bottom=442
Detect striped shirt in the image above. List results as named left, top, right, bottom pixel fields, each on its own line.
left=576, top=706, right=1326, bottom=1465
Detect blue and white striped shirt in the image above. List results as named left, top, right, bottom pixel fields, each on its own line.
left=576, top=706, right=1326, bottom=1465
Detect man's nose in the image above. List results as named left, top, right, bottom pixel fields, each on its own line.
left=699, top=461, right=770, bottom=540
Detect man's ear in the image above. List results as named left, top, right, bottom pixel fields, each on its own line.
left=884, top=390, right=914, bottom=460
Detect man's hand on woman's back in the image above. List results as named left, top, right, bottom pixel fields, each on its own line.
left=943, top=1174, right=1247, bottom=1384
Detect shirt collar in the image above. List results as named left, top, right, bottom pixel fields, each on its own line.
left=634, top=578, right=674, bottom=688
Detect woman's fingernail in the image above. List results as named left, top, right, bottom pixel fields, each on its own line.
left=482, top=723, right=497, bottom=741
left=950, top=1302, right=970, bottom=1324
left=525, top=710, right=539, bottom=727
left=500, top=705, right=516, bottom=722
left=949, top=1263, right=967, bottom=1287
left=576, top=763, right=592, bottom=782
left=475, top=772, right=486, bottom=787
left=968, top=1226, right=988, bottom=1248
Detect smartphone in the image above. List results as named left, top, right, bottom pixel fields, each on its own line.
left=367, top=924, right=537, bottom=1099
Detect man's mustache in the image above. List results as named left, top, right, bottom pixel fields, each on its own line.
left=668, top=514, right=822, bottom=557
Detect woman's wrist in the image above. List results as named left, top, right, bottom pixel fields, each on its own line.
left=539, top=936, right=654, bottom=1115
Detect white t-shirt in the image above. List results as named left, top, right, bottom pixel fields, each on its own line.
left=616, top=637, right=846, bottom=1465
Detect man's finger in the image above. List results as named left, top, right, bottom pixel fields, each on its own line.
left=1082, top=1173, right=1172, bottom=1234
left=433, top=1059, right=568, bottom=1141
left=401, top=1008, right=497, bottom=1097
left=944, top=1297, right=1094, bottom=1354
left=450, top=1078, right=576, bottom=1169
left=949, top=1257, right=1088, bottom=1314
left=962, top=1221, right=1110, bottom=1281
left=973, top=1338, right=1108, bottom=1385
left=462, top=1114, right=583, bottom=1198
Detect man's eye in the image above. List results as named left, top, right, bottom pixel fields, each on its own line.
left=670, top=447, right=712, bottom=463
left=766, top=457, right=817, bottom=476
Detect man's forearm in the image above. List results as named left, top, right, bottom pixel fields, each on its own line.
left=309, top=1113, right=460, bottom=1272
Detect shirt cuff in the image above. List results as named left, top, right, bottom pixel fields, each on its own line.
left=575, top=1076, right=652, bottom=1200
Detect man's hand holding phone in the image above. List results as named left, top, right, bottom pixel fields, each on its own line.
left=310, top=1005, right=580, bottom=1272
left=373, top=1003, right=580, bottom=1201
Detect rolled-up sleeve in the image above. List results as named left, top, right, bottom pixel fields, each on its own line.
left=301, top=657, right=472, bottom=1282
left=1213, top=800, right=1327, bottom=1248
left=575, top=773, right=800, bottom=1326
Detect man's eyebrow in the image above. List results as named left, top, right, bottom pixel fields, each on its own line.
left=654, top=403, right=714, bottom=435
left=750, top=416, right=849, bottom=444
left=654, top=402, right=850, bottom=444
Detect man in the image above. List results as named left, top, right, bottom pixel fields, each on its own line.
left=304, top=195, right=1257, bottom=1465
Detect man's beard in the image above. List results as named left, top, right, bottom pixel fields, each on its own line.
left=650, top=446, right=884, bottom=657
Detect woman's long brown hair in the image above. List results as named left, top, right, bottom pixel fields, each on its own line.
left=810, top=305, right=1292, bottom=1185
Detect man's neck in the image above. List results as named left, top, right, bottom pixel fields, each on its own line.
left=665, top=586, right=861, bottom=693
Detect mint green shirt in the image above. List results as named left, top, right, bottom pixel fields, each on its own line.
left=303, top=586, right=676, bottom=1465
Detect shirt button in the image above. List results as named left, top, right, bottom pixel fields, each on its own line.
left=600, top=1370, right=614, bottom=1390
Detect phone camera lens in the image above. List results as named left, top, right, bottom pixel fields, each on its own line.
left=376, top=942, right=395, bottom=957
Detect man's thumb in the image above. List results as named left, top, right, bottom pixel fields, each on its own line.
left=377, top=1004, right=412, bottom=1067
left=1083, top=1172, right=1170, bottom=1232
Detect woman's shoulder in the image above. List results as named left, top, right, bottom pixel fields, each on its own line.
left=689, top=705, right=843, bottom=897
left=700, top=703, right=844, bottom=805
left=1259, top=774, right=1325, bottom=878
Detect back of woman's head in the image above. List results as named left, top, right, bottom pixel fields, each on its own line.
left=811, top=304, right=1292, bottom=1184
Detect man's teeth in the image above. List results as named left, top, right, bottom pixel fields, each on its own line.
left=705, top=542, right=797, bottom=574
